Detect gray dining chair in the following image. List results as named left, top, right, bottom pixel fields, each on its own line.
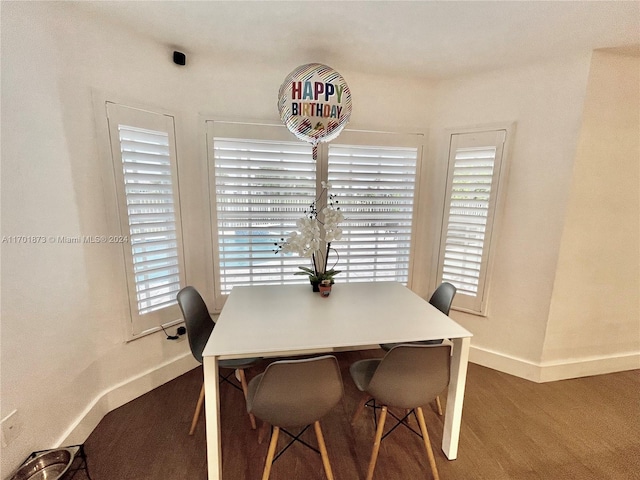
left=350, top=344, right=451, bottom=480
left=177, top=286, right=261, bottom=434
left=246, top=355, right=344, bottom=480
left=379, top=282, right=456, bottom=415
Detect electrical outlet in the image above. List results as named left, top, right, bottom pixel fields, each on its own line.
left=1, top=410, right=22, bottom=447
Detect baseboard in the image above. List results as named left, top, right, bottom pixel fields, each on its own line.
left=470, top=345, right=640, bottom=383
left=469, top=345, right=543, bottom=381
left=52, top=345, right=640, bottom=448
left=55, top=352, right=198, bottom=447
left=537, top=351, right=640, bottom=382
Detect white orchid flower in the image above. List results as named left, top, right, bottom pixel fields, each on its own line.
left=275, top=186, right=345, bottom=278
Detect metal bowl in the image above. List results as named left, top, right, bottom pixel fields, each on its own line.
left=11, top=448, right=75, bottom=480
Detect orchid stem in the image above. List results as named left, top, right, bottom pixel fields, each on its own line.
left=324, top=242, right=331, bottom=273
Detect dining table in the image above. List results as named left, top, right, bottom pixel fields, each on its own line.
left=202, top=281, right=472, bottom=479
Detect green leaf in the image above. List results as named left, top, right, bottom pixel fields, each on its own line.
left=324, top=269, right=341, bottom=276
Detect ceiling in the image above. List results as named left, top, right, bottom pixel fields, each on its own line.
left=74, top=1, right=640, bottom=79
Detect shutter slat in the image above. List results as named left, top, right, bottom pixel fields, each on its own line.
left=214, top=158, right=316, bottom=170
left=122, top=151, right=171, bottom=165
left=329, top=172, right=417, bottom=182
left=124, top=173, right=173, bottom=184
left=126, top=194, right=174, bottom=203
left=120, top=140, right=170, bottom=156
left=215, top=194, right=315, bottom=203
left=450, top=199, right=490, bottom=209
left=119, top=127, right=170, bottom=145
left=134, top=256, right=179, bottom=273
left=334, top=183, right=417, bottom=189
left=135, top=274, right=181, bottom=292
left=452, top=175, right=493, bottom=183
left=131, top=234, right=177, bottom=246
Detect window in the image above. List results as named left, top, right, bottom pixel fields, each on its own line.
left=106, top=103, right=185, bottom=337
left=210, top=124, right=315, bottom=295
left=207, top=122, right=422, bottom=308
left=328, top=140, right=419, bottom=283
left=436, top=127, right=509, bottom=315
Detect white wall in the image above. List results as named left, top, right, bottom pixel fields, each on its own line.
left=428, top=51, right=640, bottom=381
left=542, top=50, right=640, bottom=376
left=0, top=4, right=197, bottom=475
left=428, top=55, right=593, bottom=378
left=0, top=2, right=434, bottom=474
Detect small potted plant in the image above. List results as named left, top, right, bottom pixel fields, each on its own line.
left=296, top=266, right=341, bottom=292
left=318, top=279, right=332, bottom=297
left=275, top=181, right=344, bottom=291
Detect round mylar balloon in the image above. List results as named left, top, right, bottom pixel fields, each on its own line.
left=278, top=63, right=352, bottom=147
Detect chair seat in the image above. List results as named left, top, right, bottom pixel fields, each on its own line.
left=349, top=345, right=452, bottom=480
left=246, top=356, right=342, bottom=428
left=219, top=357, right=261, bottom=369
left=245, top=356, right=343, bottom=480
left=349, top=359, right=381, bottom=392
left=380, top=338, right=443, bottom=351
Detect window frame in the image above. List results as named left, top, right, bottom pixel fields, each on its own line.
left=435, top=123, right=513, bottom=316
left=207, top=122, right=317, bottom=300
left=327, top=129, right=424, bottom=287
left=206, top=121, right=424, bottom=310
left=105, top=102, right=187, bottom=339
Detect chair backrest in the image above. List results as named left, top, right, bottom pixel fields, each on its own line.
left=367, top=344, right=451, bottom=409
left=176, top=286, right=214, bottom=364
left=248, top=355, right=343, bottom=428
left=429, top=282, right=457, bottom=316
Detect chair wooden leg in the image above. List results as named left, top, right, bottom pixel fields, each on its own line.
left=351, top=395, right=370, bottom=425
left=435, top=395, right=443, bottom=416
left=404, top=409, right=412, bottom=425
left=258, top=420, right=270, bottom=445
left=237, top=369, right=257, bottom=430
left=366, top=405, right=387, bottom=480
left=314, top=421, right=335, bottom=480
left=189, top=383, right=205, bottom=435
left=415, top=407, right=440, bottom=480
left=262, top=426, right=280, bottom=480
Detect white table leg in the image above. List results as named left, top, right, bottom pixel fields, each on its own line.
left=442, top=336, right=470, bottom=460
left=204, top=356, right=222, bottom=479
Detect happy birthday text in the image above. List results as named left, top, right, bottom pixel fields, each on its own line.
left=290, top=81, right=346, bottom=119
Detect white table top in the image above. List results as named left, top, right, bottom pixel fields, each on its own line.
left=203, top=282, right=472, bottom=359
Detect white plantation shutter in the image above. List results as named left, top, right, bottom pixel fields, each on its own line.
left=119, top=125, right=181, bottom=314
left=438, top=129, right=507, bottom=314
left=328, top=142, right=419, bottom=283
left=213, top=137, right=315, bottom=294
left=107, top=103, right=185, bottom=337
left=208, top=123, right=317, bottom=302
left=208, top=123, right=422, bottom=307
